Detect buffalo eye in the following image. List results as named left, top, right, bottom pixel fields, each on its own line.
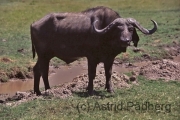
left=117, top=25, right=124, bottom=30
left=128, top=27, right=134, bottom=32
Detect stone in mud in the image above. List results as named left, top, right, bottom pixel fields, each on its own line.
left=0, top=99, right=5, bottom=103
left=130, top=76, right=136, bottom=81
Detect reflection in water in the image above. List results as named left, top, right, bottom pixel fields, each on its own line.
left=0, top=80, right=34, bottom=95
left=48, top=65, right=87, bottom=87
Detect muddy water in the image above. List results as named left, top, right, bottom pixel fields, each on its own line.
left=0, top=64, right=88, bottom=95
left=0, top=80, right=34, bottom=95
left=47, top=65, right=88, bottom=86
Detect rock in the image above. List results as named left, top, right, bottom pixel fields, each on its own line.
left=63, top=89, right=71, bottom=94
left=2, top=39, right=6, bottom=42
left=141, top=54, right=151, bottom=59
left=17, top=48, right=24, bottom=53
left=152, top=61, right=159, bottom=65
left=130, top=76, right=136, bottom=81
left=131, top=71, right=135, bottom=75
left=133, top=48, right=143, bottom=53
left=0, top=99, right=5, bottom=103
left=125, top=62, right=133, bottom=66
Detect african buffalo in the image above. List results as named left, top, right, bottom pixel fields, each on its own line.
left=31, top=6, right=157, bottom=95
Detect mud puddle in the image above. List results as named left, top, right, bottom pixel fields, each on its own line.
left=0, top=80, right=33, bottom=95
left=0, top=59, right=163, bottom=96
left=0, top=63, right=87, bottom=95
left=0, top=60, right=105, bottom=94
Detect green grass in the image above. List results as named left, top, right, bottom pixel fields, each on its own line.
left=0, top=77, right=180, bottom=120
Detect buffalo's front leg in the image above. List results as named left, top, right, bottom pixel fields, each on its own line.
left=87, top=58, right=97, bottom=95
left=104, top=59, right=114, bottom=93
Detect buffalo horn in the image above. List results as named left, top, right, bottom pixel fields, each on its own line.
left=93, top=19, right=118, bottom=33
left=127, top=18, right=158, bottom=35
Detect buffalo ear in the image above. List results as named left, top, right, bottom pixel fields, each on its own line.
left=132, top=28, right=139, bottom=47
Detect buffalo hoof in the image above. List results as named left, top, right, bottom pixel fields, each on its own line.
left=107, top=89, right=115, bottom=94
left=35, top=91, right=42, bottom=96
left=87, top=90, right=94, bottom=96
left=86, top=86, right=94, bottom=96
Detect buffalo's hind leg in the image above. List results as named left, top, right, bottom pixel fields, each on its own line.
left=33, top=59, right=41, bottom=95
left=33, top=58, right=51, bottom=95
left=104, top=59, right=114, bottom=93
left=39, top=58, right=51, bottom=91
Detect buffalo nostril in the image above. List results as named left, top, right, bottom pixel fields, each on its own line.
left=125, top=38, right=130, bottom=41
left=120, top=37, right=131, bottom=42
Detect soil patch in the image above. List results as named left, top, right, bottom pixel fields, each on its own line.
left=139, top=59, right=180, bottom=81
left=0, top=57, right=13, bottom=63
left=138, top=42, right=180, bottom=81
left=160, top=41, right=180, bottom=59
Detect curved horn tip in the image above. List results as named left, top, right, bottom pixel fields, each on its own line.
left=132, top=19, right=158, bottom=35
left=149, top=20, right=158, bottom=34
left=151, top=20, right=158, bottom=27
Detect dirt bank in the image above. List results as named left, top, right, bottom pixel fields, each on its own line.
left=140, top=59, right=180, bottom=81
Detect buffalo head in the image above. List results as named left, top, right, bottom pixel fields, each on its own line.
left=93, top=18, right=158, bottom=47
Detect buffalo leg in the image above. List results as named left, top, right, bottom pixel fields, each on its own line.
left=104, top=59, right=114, bottom=93
left=40, top=59, right=51, bottom=90
left=33, top=59, right=41, bottom=95
left=87, top=59, right=97, bottom=95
